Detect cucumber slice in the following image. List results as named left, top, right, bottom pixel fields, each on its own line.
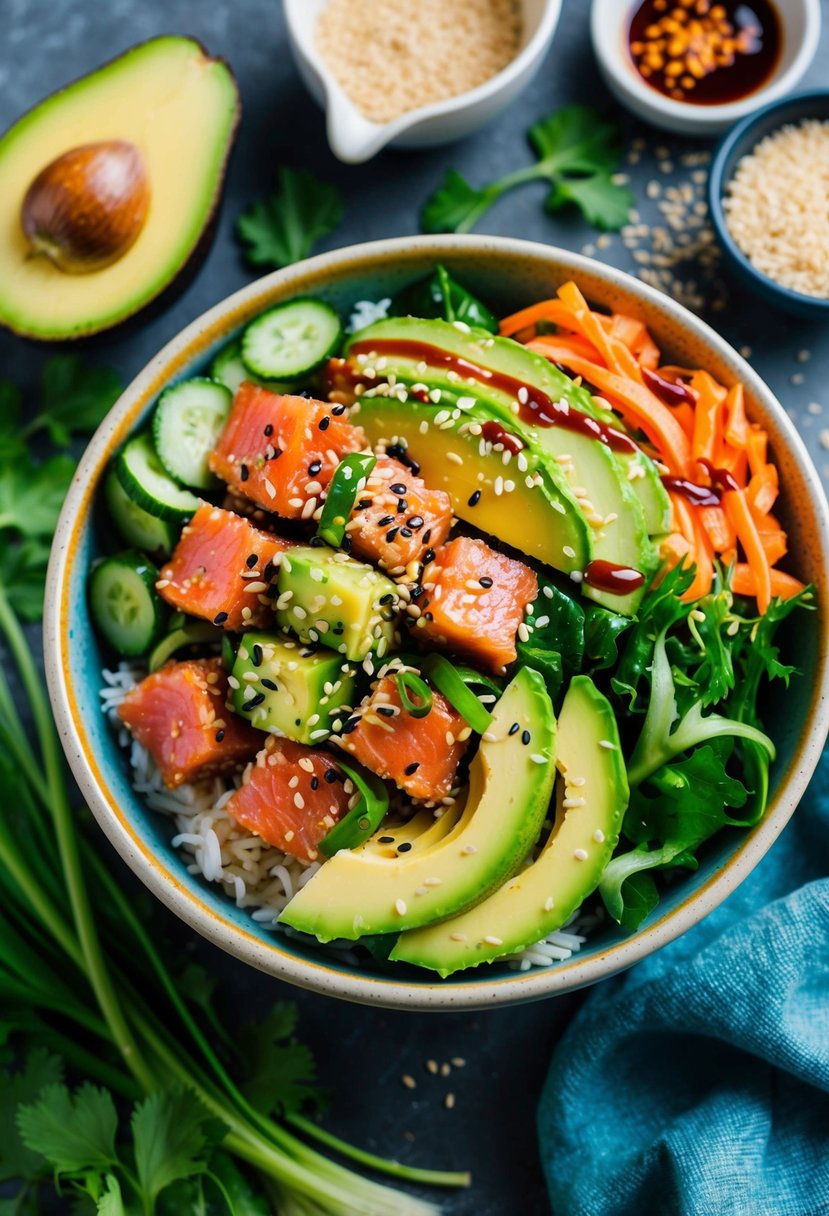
left=104, top=468, right=179, bottom=558
left=241, top=298, right=342, bottom=381
left=148, top=621, right=222, bottom=672
left=210, top=339, right=296, bottom=396
left=152, top=378, right=231, bottom=490
left=89, top=551, right=166, bottom=657
left=116, top=433, right=200, bottom=523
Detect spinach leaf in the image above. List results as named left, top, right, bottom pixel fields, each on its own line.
left=390, top=264, right=498, bottom=332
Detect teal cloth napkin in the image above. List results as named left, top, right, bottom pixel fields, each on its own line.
left=538, top=748, right=829, bottom=1216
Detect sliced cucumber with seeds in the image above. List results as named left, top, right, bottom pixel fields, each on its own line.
left=148, top=621, right=222, bottom=672
left=104, top=468, right=179, bottom=558
left=89, top=551, right=166, bottom=657
left=241, top=297, right=342, bottom=381
left=152, top=378, right=231, bottom=490
left=210, top=339, right=296, bottom=396
left=116, top=433, right=200, bottom=523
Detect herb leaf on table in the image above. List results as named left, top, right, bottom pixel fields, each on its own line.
left=31, top=357, right=123, bottom=447
left=237, top=167, right=344, bottom=270
left=242, top=1003, right=325, bottom=1119
left=421, top=104, right=634, bottom=235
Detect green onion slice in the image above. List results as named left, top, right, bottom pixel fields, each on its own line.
left=395, top=670, right=433, bottom=718
left=422, top=655, right=495, bottom=734
left=149, top=622, right=222, bottom=672
left=318, top=758, right=390, bottom=856
left=316, top=452, right=377, bottom=548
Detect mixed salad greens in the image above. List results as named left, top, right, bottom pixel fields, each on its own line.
left=87, top=264, right=811, bottom=976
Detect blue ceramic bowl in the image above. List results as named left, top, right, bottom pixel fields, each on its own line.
left=44, top=236, right=829, bottom=1010
left=709, top=91, right=829, bottom=319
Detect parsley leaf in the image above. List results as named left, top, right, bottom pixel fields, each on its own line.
left=0, top=1050, right=64, bottom=1183
left=421, top=105, right=634, bottom=235
left=237, top=167, right=344, bottom=270
left=17, top=1083, right=118, bottom=1176
left=95, top=1173, right=127, bottom=1216
left=0, top=381, right=25, bottom=464
left=30, top=357, right=123, bottom=448
left=0, top=453, right=75, bottom=538
left=132, top=1087, right=220, bottom=1208
left=242, top=1003, right=325, bottom=1119
left=0, top=540, right=53, bottom=621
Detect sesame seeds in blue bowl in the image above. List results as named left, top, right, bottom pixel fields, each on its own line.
left=708, top=90, right=829, bottom=319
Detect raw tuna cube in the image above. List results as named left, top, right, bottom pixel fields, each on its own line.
left=346, top=455, right=453, bottom=575
left=156, top=504, right=291, bottom=631
left=225, top=736, right=351, bottom=862
left=416, top=537, right=538, bottom=673
left=117, top=658, right=260, bottom=788
left=209, top=383, right=366, bottom=519
left=340, top=674, right=469, bottom=801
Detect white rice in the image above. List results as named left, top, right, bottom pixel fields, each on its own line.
left=101, top=663, right=588, bottom=972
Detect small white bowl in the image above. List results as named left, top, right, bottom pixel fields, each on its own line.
left=591, top=0, right=821, bottom=136
left=283, top=0, right=562, bottom=163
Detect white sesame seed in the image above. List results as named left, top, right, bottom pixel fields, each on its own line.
left=395, top=898, right=407, bottom=916
left=573, top=848, right=588, bottom=861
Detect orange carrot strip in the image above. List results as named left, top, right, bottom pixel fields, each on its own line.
left=499, top=299, right=577, bottom=337
left=659, top=532, right=691, bottom=568
left=699, top=505, right=735, bottom=553
left=731, top=565, right=804, bottom=601
left=609, top=315, right=661, bottom=369
left=670, top=493, right=713, bottom=600
left=746, top=464, right=778, bottom=515
left=557, top=282, right=641, bottom=380
left=690, top=370, right=727, bottom=464
left=724, top=384, right=749, bottom=450
left=723, top=488, right=772, bottom=613
left=712, top=442, right=748, bottom=485
left=674, top=403, right=696, bottom=440
left=746, top=427, right=769, bottom=479
left=525, top=334, right=606, bottom=365
left=526, top=341, right=693, bottom=475
left=758, top=526, right=787, bottom=565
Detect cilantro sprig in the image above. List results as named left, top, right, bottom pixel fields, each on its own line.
left=421, top=105, right=634, bottom=235
left=237, top=167, right=344, bottom=270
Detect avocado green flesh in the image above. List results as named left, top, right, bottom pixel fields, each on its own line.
left=391, top=676, right=629, bottom=977
left=276, top=545, right=398, bottom=662
left=0, top=37, right=239, bottom=340
left=278, top=667, right=557, bottom=942
left=621, top=453, right=673, bottom=535
left=353, top=394, right=591, bottom=576
left=348, top=318, right=657, bottom=613
left=231, top=633, right=356, bottom=745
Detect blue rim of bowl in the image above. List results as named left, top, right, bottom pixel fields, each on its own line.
left=708, top=89, right=829, bottom=315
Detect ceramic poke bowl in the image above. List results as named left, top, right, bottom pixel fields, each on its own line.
left=44, top=235, right=829, bottom=1011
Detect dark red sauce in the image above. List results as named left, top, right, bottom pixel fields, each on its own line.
left=348, top=339, right=640, bottom=455
left=699, top=459, right=740, bottom=493
left=642, top=366, right=697, bottom=408
left=628, top=0, right=781, bottom=106
left=480, top=420, right=524, bottom=454
left=662, top=475, right=722, bottom=506
left=583, top=560, right=646, bottom=594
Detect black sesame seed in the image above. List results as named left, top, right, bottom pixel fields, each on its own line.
left=377, top=705, right=395, bottom=717
left=479, top=576, right=493, bottom=588
left=385, top=527, right=400, bottom=543
left=397, top=842, right=413, bottom=853
left=404, top=761, right=420, bottom=774
left=357, top=497, right=373, bottom=509
left=378, top=835, right=395, bottom=844
left=377, top=515, right=395, bottom=527
left=423, top=548, right=436, bottom=564
left=331, top=404, right=347, bottom=416
left=324, top=769, right=338, bottom=784
left=308, top=460, right=322, bottom=476
left=397, top=498, right=407, bottom=513
left=521, top=729, right=531, bottom=745
left=240, top=464, right=249, bottom=482
left=215, top=729, right=225, bottom=742
left=263, top=561, right=276, bottom=581
left=248, top=692, right=266, bottom=708
left=379, top=593, right=395, bottom=605
left=264, top=423, right=274, bottom=436
left=252, top=643, right=263, bottom=667
left=246, top=553, right=258, bottom=568
left=310, top=776, right=319, bottom=790
left=213, top=611, right=229, bottom=625
left=509, top=722, right=520, bottom=736
left=261, top=678, right=278, bottom=691
left=341, top=716, right=361, bottom=734
left=399, top=527, right=413, bottom=538
left=423, top=611, right=434, bottom=621
left=266, top=584, right=279, bottom=598
left=390, top=483, right=407, bottom=495
left=468, top=489, right=481, bottom=507
left=341, top=534, right=353, bottom=553
left=407, top=515, right=424, bottom=529
left=318, top=415, right=331, bottom=431
left=410, top=584, right=424, bottom=600
left=386, top=443, right=421, bottom=475
left=271, top=447, right=283, bottom=460
left=422, top=531, right=432, bottom=546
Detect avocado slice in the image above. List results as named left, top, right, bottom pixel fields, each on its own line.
left=276, top=545, right=399, bottom=662
left=352, top=394, right=591, bottom=576
left=231, top=633, right=357, bottom=745
left=0, top=37, right=239, bottom=339
left=279, top=667, right=557, bottom=941
left=391, top=675, right=629, bottom=976
left=347, top=318, right=660, bottom=613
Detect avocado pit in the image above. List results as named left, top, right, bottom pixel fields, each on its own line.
left=21, top=139, right=150, bottom=273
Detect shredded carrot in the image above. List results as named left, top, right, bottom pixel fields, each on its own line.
left=557, top=282, right=642, bottom=380
left=673, top=403, right=696, bottom=440
left=699, top=505, right=735, bottom=553
left=724, top=383, right=749, bottom=450
left=746, top=464, right=778, bottom=515
left=690, top=371, right=727, bottom=464
left=670, top=493, right=713, bottom=599
left=499, top=298, right=578, bottom=337
left=609, top=315, right=660, bottom=369
left=524, top=333, right=605, bottom=366
left=730, top=565, right=804, bottom=601
left=723, top=488, right=772, bottom=614
left=746, top=427, right=769, bottom=479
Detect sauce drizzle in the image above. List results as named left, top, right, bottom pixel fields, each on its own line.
left=642, top=366, right=697, bottom=408
left=480, top=420, right=524, bottom=454
left=662, top=475, right=722, bottom=506
left=583, top=560, right=646, bottom=594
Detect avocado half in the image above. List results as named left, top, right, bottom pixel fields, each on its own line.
left=0, top=36, right=240, bottom=340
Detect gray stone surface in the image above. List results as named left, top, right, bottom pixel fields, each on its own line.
left=0, top=2, right=827, bottom=1212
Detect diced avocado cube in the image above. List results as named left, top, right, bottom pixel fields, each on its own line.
left=276, top=545, right=400, bottom=663
left=231, top=632, right=357, bottom=744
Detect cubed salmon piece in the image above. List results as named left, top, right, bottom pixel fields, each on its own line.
left=157, top=505, right=290, bottom=632
left=209, top=383, right=366, bottom=519
left=416, top=537, right=538, bottom=673
left=225, top=736, right=351, bottom=862
left=340, top=674, right=468, bottom=801
left=117, top=658, right=260, bottom=788
left=346, top=455, right=453, bottom=574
